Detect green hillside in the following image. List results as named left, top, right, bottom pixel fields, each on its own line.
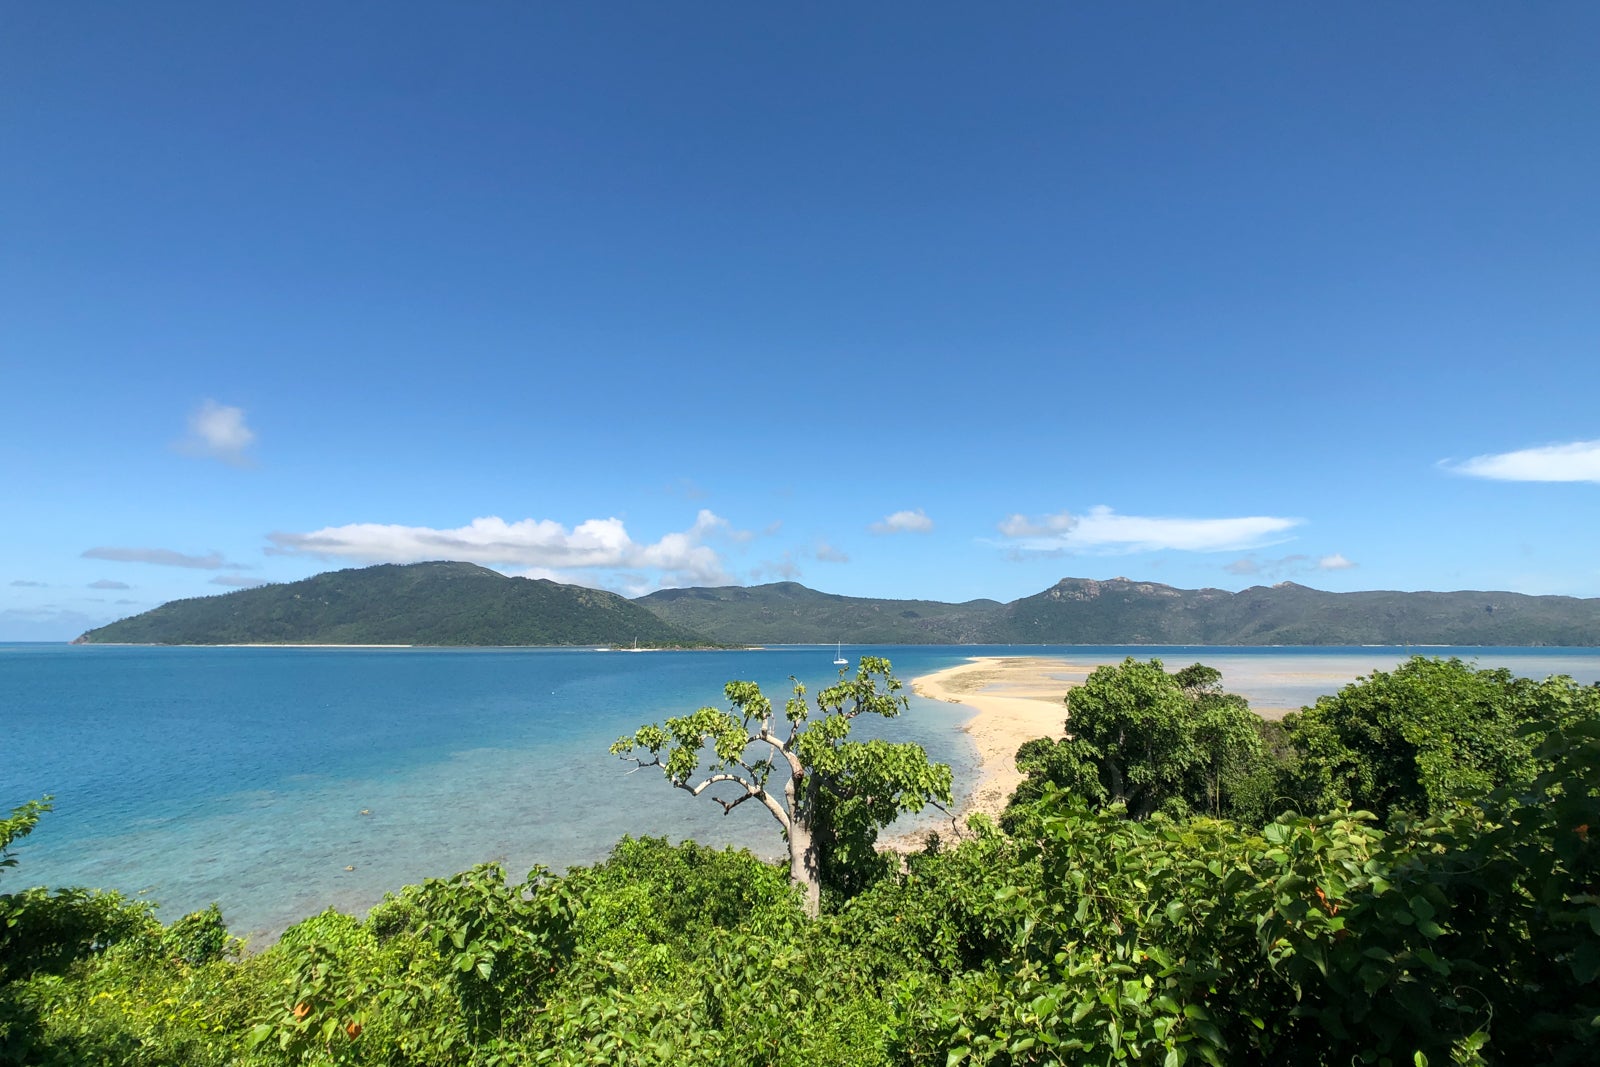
left=641, top=576, right=1600, bottom=646
left=74, top=562, right=713, bottom=647
left=996, top=577, right=1600, bottom=645
left=636, top=581, right=1005, bottom=644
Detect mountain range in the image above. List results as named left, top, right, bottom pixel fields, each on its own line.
left=73, top=562, right=1600, bottom=647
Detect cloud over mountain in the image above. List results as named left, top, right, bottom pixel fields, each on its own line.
left=268, top=510, right=736, bottom=589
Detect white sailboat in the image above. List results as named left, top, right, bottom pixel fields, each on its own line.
left=833, top=642, right=848, bottom=667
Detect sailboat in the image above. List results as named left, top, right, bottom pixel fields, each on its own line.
left=833, top=642, right=848, bottom=667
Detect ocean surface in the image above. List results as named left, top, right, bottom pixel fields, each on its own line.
left=5, top=642, right=1599, bottom=941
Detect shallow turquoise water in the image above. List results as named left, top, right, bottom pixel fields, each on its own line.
left=5, top=643, right=1597, bottom=940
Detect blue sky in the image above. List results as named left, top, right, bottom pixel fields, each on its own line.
left=4, top=3, right=1599, bottom=640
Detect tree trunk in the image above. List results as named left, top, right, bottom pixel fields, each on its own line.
left=1106, top=756, right=1126, bottom=806
left=788, top=815, right=821, bottom=918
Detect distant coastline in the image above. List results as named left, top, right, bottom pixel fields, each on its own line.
left=71, top=642, right=419, bottom=648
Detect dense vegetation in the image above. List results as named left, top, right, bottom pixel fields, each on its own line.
left=5, top=657, right=1597, bottom=1065
left=75, top=562, right=712, bottom=647
left=1004, top=661, right=1281, bottom=826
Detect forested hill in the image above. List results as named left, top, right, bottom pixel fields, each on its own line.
left=638, top=576, right=1600, bottom=646
left=997, top=577, right=1600, bottom=645
left=74, top=566, right=1600, bottom=646
left=635, top=582, right=1005, bottom=644
left=73, top=562, right=712, bottom=647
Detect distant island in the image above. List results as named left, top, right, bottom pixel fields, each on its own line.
left=73, top=562, right=710, bottom=647
left=72, top=562, right=1600, bottom=646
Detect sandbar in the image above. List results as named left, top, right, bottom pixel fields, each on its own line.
left=908, top=656, right=1090, bottom=823
left=902, top=651, right=1424, bottom=835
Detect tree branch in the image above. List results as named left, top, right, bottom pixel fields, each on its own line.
left=712, top=791, right=758, bottom=815
left=680, top=771, right=755, bottom=798
left=675, top=772, right=790, bottom=829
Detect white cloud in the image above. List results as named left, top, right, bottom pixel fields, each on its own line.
left=88, top=579, right=131, bottom=590
left=210, top=575, right=269, bottom=588
left=998, top=512, right=1078, bottom=538
left=814, top=540, right=849, bottom=563
left=178, top=400, right=256, bottom=465
left=997, top=505, right=1302, bottom=555
left=753, top=552, right=803, bottom=582
left=268, top=509, right=735, bottom=589
left=1223, top=552, right=1352, bottom=580
left=750, top=538, right=848, bottom=582
left=82, top=546, right=239, bottom=570
left=870, top=509, right=934, bottom=534
left=1446, top=440, right=1600, bottom=483
left=1224, top=555, right=1310, bottom=577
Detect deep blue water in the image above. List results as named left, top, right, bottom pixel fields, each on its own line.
left=5, top=643, right=1598, bottom=940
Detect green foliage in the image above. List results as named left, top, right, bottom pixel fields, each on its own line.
left=905, top=775, right=1598, bottom=1065
left=158, top=904, right=235, bottom=968
left=1005, top=659, right=1265, bottom=824
left=1220, top=717, right=1302, bottom=826
left=612, top=656, right=953, bottom=911
left=563, top=837, right=801, bottom=961
left=834, top=822, right=1034, bottom=980
left=0, top=803, right=249, bottom=1066
left=1, top=882, right=160, bottom=986
left=2, top=943, right=266, bottom=1067
left=367, top=863, right=576, bottom=1037
left=0, top=799, right=50, bottom=884
left=1283, top=656, right=1597, bottom=820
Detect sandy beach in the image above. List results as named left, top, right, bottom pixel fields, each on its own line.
left=903, top=650, right=1423, bottom=832
left=910, top=656, right=1092, bottom=824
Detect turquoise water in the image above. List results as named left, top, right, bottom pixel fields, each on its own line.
left=5, top=643, right=1599, bottom=941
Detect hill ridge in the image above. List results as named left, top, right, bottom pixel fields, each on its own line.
left=75, top=561, right=712, bottom=647
left=77, top=564, right=1600, bottom=647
